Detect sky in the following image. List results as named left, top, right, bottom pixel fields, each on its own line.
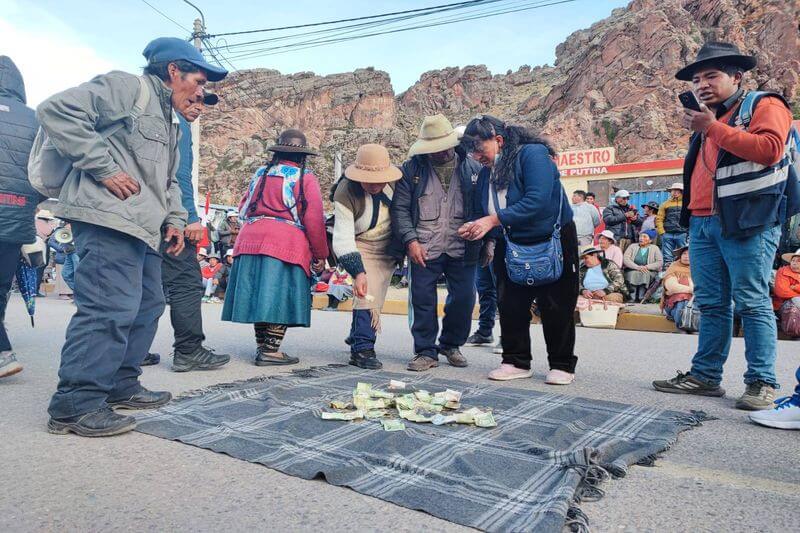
left=0, top=0, right=630, bottom=106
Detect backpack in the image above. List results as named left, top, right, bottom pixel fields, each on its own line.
left=736, top=90, right=800, bottom=219
left=780, top=302, right=800, bottom=338
left=676, top=297, right=701, bottom=333
left=28, top=76, right=151, bottom=198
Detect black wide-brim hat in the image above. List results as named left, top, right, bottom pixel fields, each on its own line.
left=267, top=128, right=319, bottom=156
left=675, top=41, right=756, bottom=81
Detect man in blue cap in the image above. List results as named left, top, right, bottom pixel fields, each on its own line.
left=142, top=89, right=232, bottom=371
left=40, top=37, right=227, bottom=437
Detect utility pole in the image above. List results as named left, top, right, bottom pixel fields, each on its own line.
left=190, top=17, right=203, bottom=213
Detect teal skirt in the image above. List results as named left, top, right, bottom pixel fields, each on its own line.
left=221, top=255, right=312, bottom=327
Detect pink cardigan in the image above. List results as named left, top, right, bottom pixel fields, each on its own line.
left=233, top=161, right=329, bottom=276
left=602, top=245, right=624, bottom=268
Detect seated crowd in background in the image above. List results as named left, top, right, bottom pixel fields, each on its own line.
left=622, top=232, right=663, bottom=302
left=578, top=247, right=627, bottom=303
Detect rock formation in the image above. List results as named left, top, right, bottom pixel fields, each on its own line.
left=199, top=0, right=799, bottom=205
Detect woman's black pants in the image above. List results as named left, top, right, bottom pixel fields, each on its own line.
left=493, top=221, right=579, bottom=373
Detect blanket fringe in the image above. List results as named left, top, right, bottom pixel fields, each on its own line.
left=565, top=506, right=590, bottom=533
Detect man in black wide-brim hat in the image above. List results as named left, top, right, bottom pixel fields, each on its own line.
left=652, top=41, right=796, bottom=412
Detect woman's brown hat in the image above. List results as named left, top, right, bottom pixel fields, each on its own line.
left=267, top=128, right=319, bottom=156
left=344, top=143, right=402, bottom=184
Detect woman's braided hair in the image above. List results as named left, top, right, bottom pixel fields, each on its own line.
left=462, top=114, right=555, bottom=189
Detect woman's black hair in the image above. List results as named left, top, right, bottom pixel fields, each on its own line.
left=462, top=114, right=555, bottom=189
left=247, top=151, right=308, bottom=218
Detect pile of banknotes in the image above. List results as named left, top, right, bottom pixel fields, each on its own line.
left=320, top=380, right=497, bottom=431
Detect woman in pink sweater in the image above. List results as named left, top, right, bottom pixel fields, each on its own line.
left=222, top=129, right=329, bottom=366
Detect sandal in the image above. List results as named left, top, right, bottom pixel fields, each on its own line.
left=254, top=350, right=299, bottom=366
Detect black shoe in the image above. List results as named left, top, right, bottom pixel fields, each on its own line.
left=172, top=345, right=230, bottom=372
left=108, top=387, right=172, bottom=410
left=344, top=336, right=354, bottom=346
left=652, top=371, right=726, bottom=397
left=465, top=332, right=494, bottom=346
left=439, top=347, right=468, bottom=368
left=48, top=407, right=137, bottom=437
left=349, top=350, right=383, bottom=370
left=254, top=347, right=299, bottom=366
left=141, top=352, right=160, bottom=366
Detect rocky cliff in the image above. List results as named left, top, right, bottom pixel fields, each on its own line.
left=199, top=0, right=800, bottom=205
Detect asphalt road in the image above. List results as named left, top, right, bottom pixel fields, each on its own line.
left=1, top=294, right=798, bottom=532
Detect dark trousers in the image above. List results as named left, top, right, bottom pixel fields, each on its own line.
left=408, top=254, right=477, bottom=358
left=161, top=237, right=205, bottom=354
left=0, top=242, right=21, bottom=352
left=48, top=222, right=165, bottom=419
left=475, top=263, right=497, bottom=337
left=495, top=221, right=579, bottom=372
left=350, top=309, right=377, bottom=353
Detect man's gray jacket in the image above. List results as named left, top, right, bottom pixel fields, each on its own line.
left=0, top=56, right=41, bottom=244
left=37, top=71, right=187, bottom=250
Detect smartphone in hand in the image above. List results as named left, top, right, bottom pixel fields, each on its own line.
left=678, top=91, right=702, bottom=112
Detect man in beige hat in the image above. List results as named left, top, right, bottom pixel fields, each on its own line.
left=332, top=144, right=402, bottom=370
left=391, top=114, right=488, bottom=372
left=656, top=182, right=687, bottom=267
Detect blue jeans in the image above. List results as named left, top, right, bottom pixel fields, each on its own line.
left=688, top=216, right=779, bottom=387
left=62, top=252, right=79, bottom=291
left=661, top=232, right=688, bottom=267
left=349, top=309, right=377, bottom=354
left=474, top=263, right=497, bottom=337
left=666, top=299, right=688, bottom=323
left=48, top=222, right=165, bottom=419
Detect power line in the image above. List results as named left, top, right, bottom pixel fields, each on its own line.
left=224, top=0, right=575, bottom=62
left=214, top=0, right=503, bottom=51
left=139, top=0, right=192, bottom=33
left=208, top=0, right=500, bottom=38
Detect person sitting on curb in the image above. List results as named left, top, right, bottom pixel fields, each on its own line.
left=332, top=143, right=403, bottom=369
left=201, top=253, right=222, bottom=303
left=622, top=232, right=663, bottom=302
left=772, top=248, right=800, bottom=334
left=197, top=248, right=209, bottom=268
left=597, top=229, right=624, bottom=268
left=579, top=247, right=627, bottom=303
left=660, top=245, right=693, bottom=323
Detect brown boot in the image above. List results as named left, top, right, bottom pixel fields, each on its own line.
left=407, top=355, right=439, bottom=372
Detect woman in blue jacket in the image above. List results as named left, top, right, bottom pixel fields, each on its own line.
left=459, top=115, right=579, bottom=385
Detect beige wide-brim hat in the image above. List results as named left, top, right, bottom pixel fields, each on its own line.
left=668, top=182, right=684, bottom=191
left=598, top=230, right=617, bottom=243
left=407, top=114, right=460, bottom=157
left=36, top=209, right=55, bottom=220
left=345, top=143, right=402, bottom=184
left=781, top=248, right=800, bottom=263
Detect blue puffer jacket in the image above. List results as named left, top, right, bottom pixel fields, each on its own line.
left=0, top=56, right=40, bottom=244
left=476, top=143, right=573, bottom=244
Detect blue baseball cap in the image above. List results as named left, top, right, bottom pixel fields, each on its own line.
left=142, top=37, right=228, bottom=82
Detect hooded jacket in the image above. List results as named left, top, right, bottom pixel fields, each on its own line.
left=0, top=56, right=41, bottom=244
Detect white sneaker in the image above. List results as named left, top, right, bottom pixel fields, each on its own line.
left=749, top=396, right=800, bottom=430
left=545, top=369, right=575, bottom=385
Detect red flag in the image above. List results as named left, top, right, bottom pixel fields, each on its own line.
left=198, top=191, right=211, bottom=250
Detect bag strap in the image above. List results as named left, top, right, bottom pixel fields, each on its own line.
left=99, top=76, right=151, bottom=140
left=736, top=90, right=764, bottom=129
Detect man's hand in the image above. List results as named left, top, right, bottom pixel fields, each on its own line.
left=480, top=240, right=496, bottom=267
left=458, top=215, right=499, bottom=241
left=682, top=104, right=715, bottom=133
left=164, top=225, right=185, bottom=256
left=354, top=272, right=368, bottom=298
left=312, top=259, right=326, bottom=274
left=101, top=171, right=140, bottom=200
left=184, top=221, right=203, bottom=243
left=406, top=240, right=428, bottom=268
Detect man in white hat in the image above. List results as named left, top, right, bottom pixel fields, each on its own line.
left=217, top=209, right=240, bottom=258
left=602, top=189, right=641, bottom=252
left=391, top=114, right=488, bottom=372
left=656, top=183, right=688, bottom=267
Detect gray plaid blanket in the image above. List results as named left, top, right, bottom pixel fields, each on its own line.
left=135, top=365, right=706, bottom=532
